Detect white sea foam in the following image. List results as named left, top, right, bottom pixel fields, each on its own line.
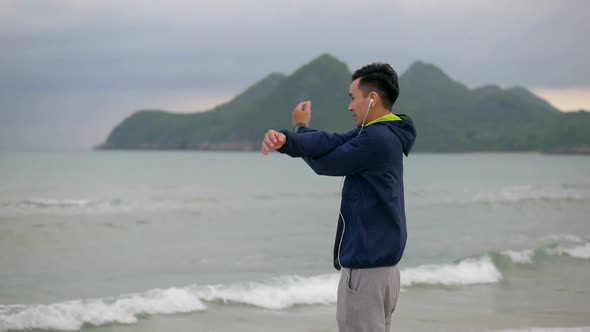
left=471, top=185, right=588, bottom=205
left=0, top=288, right=206, bottom=331
left=0, top=257, right=509, bottom=331
left=197, top=258, right=505, bottom=309
left=8, top=196, right=221, bottom=215
left=412, top=184, right=590, bottom=208
left=547, top=242, right=590, bottom=259
left=500, top=249, right=535, bottom=264
left=401, top=256, right=502, bottom=287
left=487, top=326, right=590, bottom=332
left=196, top=274, right=339, bottom=310
left=542, top=234, right=583, bottom=243
left=21, top=199, right=95, bottom=208
left=0, top=198, right=133, bottom=216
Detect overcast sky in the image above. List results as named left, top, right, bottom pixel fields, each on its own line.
left=1, top=0, right=589, bottom=150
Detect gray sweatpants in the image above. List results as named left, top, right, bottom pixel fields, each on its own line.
left=337, top=266, right=401, bottom=332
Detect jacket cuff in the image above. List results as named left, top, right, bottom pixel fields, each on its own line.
left=276, top=129, right=293, bottom=154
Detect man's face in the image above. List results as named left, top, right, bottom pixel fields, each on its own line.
left=348, top=78, right=371, bottom=128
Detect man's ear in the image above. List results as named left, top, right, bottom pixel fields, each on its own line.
left=369, top=92, right=379, bottom=107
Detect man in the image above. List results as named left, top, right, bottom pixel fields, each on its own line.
left=261, top=63, right=416, bottom=332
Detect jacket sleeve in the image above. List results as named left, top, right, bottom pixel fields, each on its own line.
left=276, top=128, right=358, bottom=159
left=302, top=131, right=384, bottom=176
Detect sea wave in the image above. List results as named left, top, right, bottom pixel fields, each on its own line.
left=546, top=242, right=590, bottom=259
left=499, top=249, right=535, bottom=264
left=2, top=196, right=213, bottom=214
left=196, top=274, right=338, bottom=310
left=199, top=257, right=505, bottom=310
left=3, top=241, right=589, bottom=331
left=0, top=288, right=206, bottom=331
left=10, top=198, right=125, bottom=213
left=20, top=199, right=96, bottom=208
left=541, top=234, right=583, bottom=243
left=0, top=257, right=506, bottom=331
left=474, top=184, right=590, bottom=205
left=494, top=240, right=590, bottom=265
left=409, top=184, right=590, bottom=207
left=402, top=256, right=502, bottom=287
left=7, top=182, right=590, bottom=214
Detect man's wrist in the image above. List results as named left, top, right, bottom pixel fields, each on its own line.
left=292, top=123, right=308, bottom=133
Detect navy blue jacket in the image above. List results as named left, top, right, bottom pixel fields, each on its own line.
left=277, top=114, right=416, bottom=270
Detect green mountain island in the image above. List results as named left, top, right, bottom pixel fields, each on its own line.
left=98, top=54, right=590, bottom=153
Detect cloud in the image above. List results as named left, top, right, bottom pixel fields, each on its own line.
left=0, top=87, right=236, bottom=150
left=1, top=0, right=589, bottom=149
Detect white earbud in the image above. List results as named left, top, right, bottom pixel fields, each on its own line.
left=360, top=97, right=375, bottom=132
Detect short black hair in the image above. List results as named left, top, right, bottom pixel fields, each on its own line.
left=352, top=63, right=399, bottom=110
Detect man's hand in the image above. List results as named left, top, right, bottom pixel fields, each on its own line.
left=292, top=100, right=312, bottom=126
left=261, top=129, right=286, bottom=155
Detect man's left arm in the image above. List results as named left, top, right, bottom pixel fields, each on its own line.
left=261, top=100, right=359, bottom=158
left=302, top=132, right=384, bottom=177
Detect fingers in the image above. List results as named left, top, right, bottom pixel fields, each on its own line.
left=294, top=100, right=312, bottom=113
left=262, top=139, right=271, bottom=151
left=272, top=131, right=282, bottom=143
left=261, top=130, right=284, bottom=155
left=261, top=131, right=271, bottom=155
left=261, top=140, right=270, bottom=155
left=267, top=130, right=280, bottom=144
left=265, top=133, right=275, bottom=146
left=302, top=100, right=311, bottom=112
left=295, top=101, right=305, bottom=112
left=297, top=100, right=311, bottom=112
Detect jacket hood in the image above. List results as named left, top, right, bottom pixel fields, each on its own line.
left=381, top=114, right=417, bottom=156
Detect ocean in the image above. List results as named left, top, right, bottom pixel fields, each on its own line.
left=0, top=151, right=589, bottom=332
